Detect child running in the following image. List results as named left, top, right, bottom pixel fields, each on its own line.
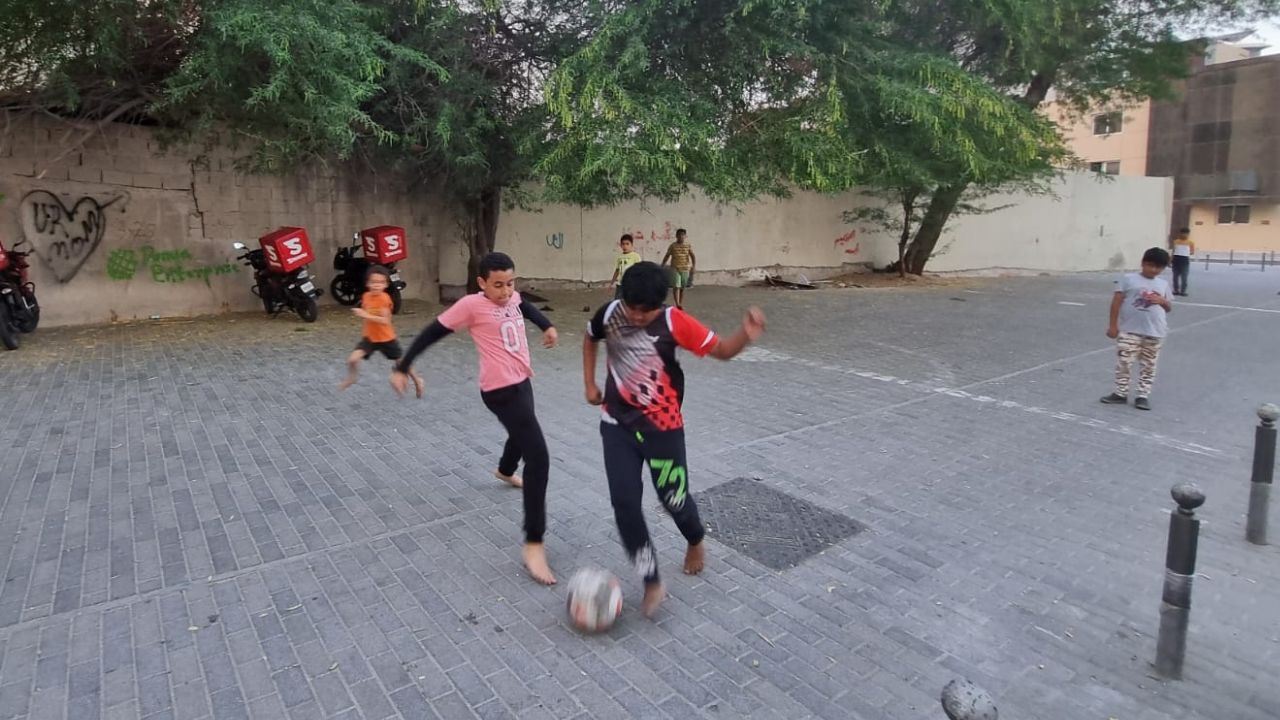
left=338, top=265, right=425, bottom=396
left=390, top=252, right=560, bottom=584
left=582, top=261, right=765, bottom=616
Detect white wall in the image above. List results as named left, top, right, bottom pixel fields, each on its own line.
left=1, top=112, right=450, bottom=327
left=442, top=173, right=1173, bottom=288
left=908, top=173, right=1174, bottom=273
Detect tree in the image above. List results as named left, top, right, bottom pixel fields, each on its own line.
left=878, top=0, right=1280, bottom=274
left=538, top=0, right=1061, bottom=234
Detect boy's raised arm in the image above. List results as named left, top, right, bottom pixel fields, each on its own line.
left=707, top=307, right=766, bottom=360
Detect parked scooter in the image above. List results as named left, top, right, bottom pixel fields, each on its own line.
left=330, top=230, right=407, bottom=314
left=232, top=241, right=323, bottom=322
left=0, top=236, right=39, bottom=350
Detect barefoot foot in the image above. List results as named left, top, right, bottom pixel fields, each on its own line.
left=522, top=543, right=556, bottom=585
left=641, top=582, right=666, bottom=618
left=413, top=376, right=425, bottom=399
left=683, top=542, right=705, bottom=575
left=495, top=471, right=523, bottom=488
left=337, top=378, right=356, bottom=391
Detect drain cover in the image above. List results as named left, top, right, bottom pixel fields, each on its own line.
left=697, top=477, right=865, bottom=571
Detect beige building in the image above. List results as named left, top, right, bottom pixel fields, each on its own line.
left=1047, top=31, right=1280, bottom=252
left=1046, top=100, right=1153, bottom=177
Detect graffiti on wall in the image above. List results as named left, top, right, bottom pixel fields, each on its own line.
left=20, top=190, right=129, bottom=282
left=625, top=222, right=677, bottom=257
left=546, top=232, right=565, bottom=249
left=106, top=246, right=239, bottom=285
left=834, top=229, right=861, bottom=256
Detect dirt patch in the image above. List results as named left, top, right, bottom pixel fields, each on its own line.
left=819, top=272, right=996, bottom=291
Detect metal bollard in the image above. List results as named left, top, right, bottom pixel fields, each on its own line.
left=1154, top=483, right=1205, bottom=679
left=1247, top=403, right=1278, bottom=545
left=941, top=679, right=997, bottom=720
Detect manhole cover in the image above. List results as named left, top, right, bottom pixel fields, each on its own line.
left=698, top=477, right=865, bottom=571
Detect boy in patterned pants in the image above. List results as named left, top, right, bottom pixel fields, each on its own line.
left=1101, top=247, right=1172, bottom=411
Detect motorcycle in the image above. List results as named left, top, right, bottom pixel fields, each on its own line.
left=231, top=241, right=323, bottom=322
left=330, top=233, right=406, bottom=314
left=0, top=236, right=39, bottom=350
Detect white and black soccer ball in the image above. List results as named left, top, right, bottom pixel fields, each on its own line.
left=565, top=567, right=623, bottom=633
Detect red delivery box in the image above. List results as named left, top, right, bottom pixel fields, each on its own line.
left=259, top=227, right=315, bottom=273
left=0, top=238, right=9, bottom=272
left=360, top=226, right=408, bottom=264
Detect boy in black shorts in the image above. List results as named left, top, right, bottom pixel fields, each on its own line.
left=582, top=261, right=765, bottom=616
left=339, top=265, right=424, bottom=396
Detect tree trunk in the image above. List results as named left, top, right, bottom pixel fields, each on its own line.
left=464, top=186, right=502, bottom=293
left=897, top=189, right=918, bottom=279
left=898, top=71, right=1057, bottom=276
left=902, top=183, right=965, bottom=275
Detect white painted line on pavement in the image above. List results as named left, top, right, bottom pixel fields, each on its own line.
left=1176, top=301, right=1280, bottom=314
left=1058, top=301, right=1086, bottom=306
left=735, top=347, right=1221, bottom=457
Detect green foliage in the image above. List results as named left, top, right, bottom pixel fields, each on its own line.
left=0, top=0, right=196, bottom=117
left=4, top=0, right=1277, bottom=277
left=539, top=0, right=1064, bottom=208
left=159, top=0, right=444, bottom=171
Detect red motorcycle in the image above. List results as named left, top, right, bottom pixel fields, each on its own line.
left=0, top=236, right=39, bottom=351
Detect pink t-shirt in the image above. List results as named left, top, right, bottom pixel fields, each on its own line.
left=438, top=292, right=534, bottom=391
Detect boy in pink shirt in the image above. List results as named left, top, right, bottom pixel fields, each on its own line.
left=390, top=253, right=560, bottom=584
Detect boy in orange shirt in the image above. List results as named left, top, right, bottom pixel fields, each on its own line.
left=339, top=265, right=424, bottom=396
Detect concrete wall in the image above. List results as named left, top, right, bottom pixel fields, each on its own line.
left=0, top=112, right=450, bottom=327
left=442, top=172, right=1172, bottom=288
left=914, top=172, right=1174, bottom=273
left=2, top=112, right=1174, bottom=327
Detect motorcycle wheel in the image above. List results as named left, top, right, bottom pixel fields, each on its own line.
left=0, top=303, right=19, bottom=351
left=330, top=276, right=361, bottom=306
left=389, top=287, right=403, bottom=315
left=295, top=293, right=319, bottom=323
left=15, top=289, right=39, bottom=333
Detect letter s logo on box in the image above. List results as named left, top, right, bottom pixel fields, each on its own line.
left=363, top=235, right=378, bottom=256
left=385, top=235, right=402, bottom=252
left=283, top=237, right=305, bottom=258
left=263, top=244, right=280, bottom=265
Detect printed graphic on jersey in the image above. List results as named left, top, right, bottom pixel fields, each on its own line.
left=588, top=302, right=717, bottom=433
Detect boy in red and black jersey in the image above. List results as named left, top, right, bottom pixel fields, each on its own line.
left=583, top=261, right=765, bottom=616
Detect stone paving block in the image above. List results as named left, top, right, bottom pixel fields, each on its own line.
left=2, top=274, right=1280, bottom=719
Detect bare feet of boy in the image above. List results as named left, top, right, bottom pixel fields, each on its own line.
left=337, top=377, right=356, bottom=391
left=495, top=471, right=523, bottom=488
left=522, top=543, right=556, bottom=585
left=683, top=542, right=705, bottom=575
left=641, top=581, right=666, bottom=617
left=413, top=375, right=425, bottom=399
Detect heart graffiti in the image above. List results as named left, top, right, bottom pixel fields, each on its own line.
left=20, top=190, right=128, bottom=282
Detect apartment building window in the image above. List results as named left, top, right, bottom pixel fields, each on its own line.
left=1217, top=204, right=1252, bottom=224
left=1092, top=111, right=1123, bottom=135
left=1089, top=160, right=1121, bottom=175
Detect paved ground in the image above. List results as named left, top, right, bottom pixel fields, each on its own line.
left=1, top=265, right=1278, bottom=720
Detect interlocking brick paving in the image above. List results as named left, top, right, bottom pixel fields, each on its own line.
left=1, top=267, right=1277, bottom=719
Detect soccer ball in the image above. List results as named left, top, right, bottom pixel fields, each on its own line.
left=565, top=567, right=623, bottom=633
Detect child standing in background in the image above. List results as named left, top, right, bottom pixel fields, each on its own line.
left=609, top=234, right=642, bottom=299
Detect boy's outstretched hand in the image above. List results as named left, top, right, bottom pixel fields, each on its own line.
left=742, top=307, right=766, bottom=340
left=389, top=370, right=410, bottom=396
left=542, top=327, right=559, bottom=348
